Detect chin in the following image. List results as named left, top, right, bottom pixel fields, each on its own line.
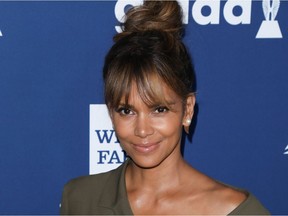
left=128, top=154, right=166, bottom=169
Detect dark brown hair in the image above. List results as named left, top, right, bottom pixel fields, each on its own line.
left=103, top=1, right=196, bottom=109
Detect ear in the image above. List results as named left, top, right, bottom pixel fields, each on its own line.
left=182, top=94, right=196, bottom=134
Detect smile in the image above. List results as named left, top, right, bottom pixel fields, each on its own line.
left=132, top=142, right=160, bottom=154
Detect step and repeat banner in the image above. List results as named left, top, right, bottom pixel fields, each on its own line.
left=0, top=0, right=287, bottom=214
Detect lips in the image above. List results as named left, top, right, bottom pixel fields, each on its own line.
left=132, top=142, right=160, bottom=153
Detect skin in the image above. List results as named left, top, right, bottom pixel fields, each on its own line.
left=110, top=82, right=246, bottom=215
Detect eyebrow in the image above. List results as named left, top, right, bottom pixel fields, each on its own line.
left=117, top=103, right=135, bottom=109
left=118, top=101, right=177, bottom=110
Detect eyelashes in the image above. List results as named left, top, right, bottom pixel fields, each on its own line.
left=115, top=107, right=133, bottom=115
left=154, top=106, right=169, bottom=113
left=115, top=105, right=170, bottom=116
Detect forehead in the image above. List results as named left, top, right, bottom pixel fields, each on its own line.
left=105, top=60, right=185, bottom=110
left=121, top=81, right=182, bottom=106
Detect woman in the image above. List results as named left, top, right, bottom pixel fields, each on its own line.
left=60, top=1, right=269, bottom=215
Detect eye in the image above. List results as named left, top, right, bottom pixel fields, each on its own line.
left=154, top=106, right=169, bottom=113
left=116, top=107, right=133, bottom=115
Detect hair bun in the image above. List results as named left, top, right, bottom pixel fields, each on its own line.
left=115, top=1, right=183, bottom=41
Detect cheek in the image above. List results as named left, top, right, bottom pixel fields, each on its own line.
left=151, top=115, right=183, bottom=135
left=115, top=125, right=129, bottom=138
left=112, top=117, right=134, bottom=138
left=112, top=113, right=184, bottom=139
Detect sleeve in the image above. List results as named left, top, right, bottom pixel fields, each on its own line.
left=60, top=184, right=69, bottom=215
left=229, top=193, right=270, bottom=215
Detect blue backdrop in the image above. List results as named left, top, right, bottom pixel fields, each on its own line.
left=0, top=1, right=287, bottom=214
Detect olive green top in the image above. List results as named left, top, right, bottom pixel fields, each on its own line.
left=60, top=160, right=270, bottom=215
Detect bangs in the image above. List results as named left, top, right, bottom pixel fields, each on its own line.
left=105, top=56, right=171, bottom=109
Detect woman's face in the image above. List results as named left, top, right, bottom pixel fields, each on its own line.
left=110, top=82, right=195, bottom=169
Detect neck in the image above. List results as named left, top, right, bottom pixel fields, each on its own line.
left=126, top=153, right=190, bottom=192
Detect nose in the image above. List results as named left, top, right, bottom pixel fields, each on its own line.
left=134, top=114, right=154, bottom=138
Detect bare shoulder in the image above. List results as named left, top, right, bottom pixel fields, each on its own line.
left=181, top=167, right=247, bottom=215
left=203, top=180, right=247, bottom=215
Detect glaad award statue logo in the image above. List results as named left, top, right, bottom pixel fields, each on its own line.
left=256, top=0, right=283, bottom=38
left=89, top=104, right=126, bottom=175
left=284, top=145, right=288, bottom=155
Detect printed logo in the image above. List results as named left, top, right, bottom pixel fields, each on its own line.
left=114, top=0, right=143, bottom=33
left=256, top=0, right=283, bottom=39
left=114, top=0, right=284, bottom=39
left=284, top=145, right=288, bottom=155
left=191, top=0, right=252, bottom=25
left=89, top=104, right=126, bottom=175
left=115, top=0, right=252, bottom=31
left=0, top=30, right=2, bottom=37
